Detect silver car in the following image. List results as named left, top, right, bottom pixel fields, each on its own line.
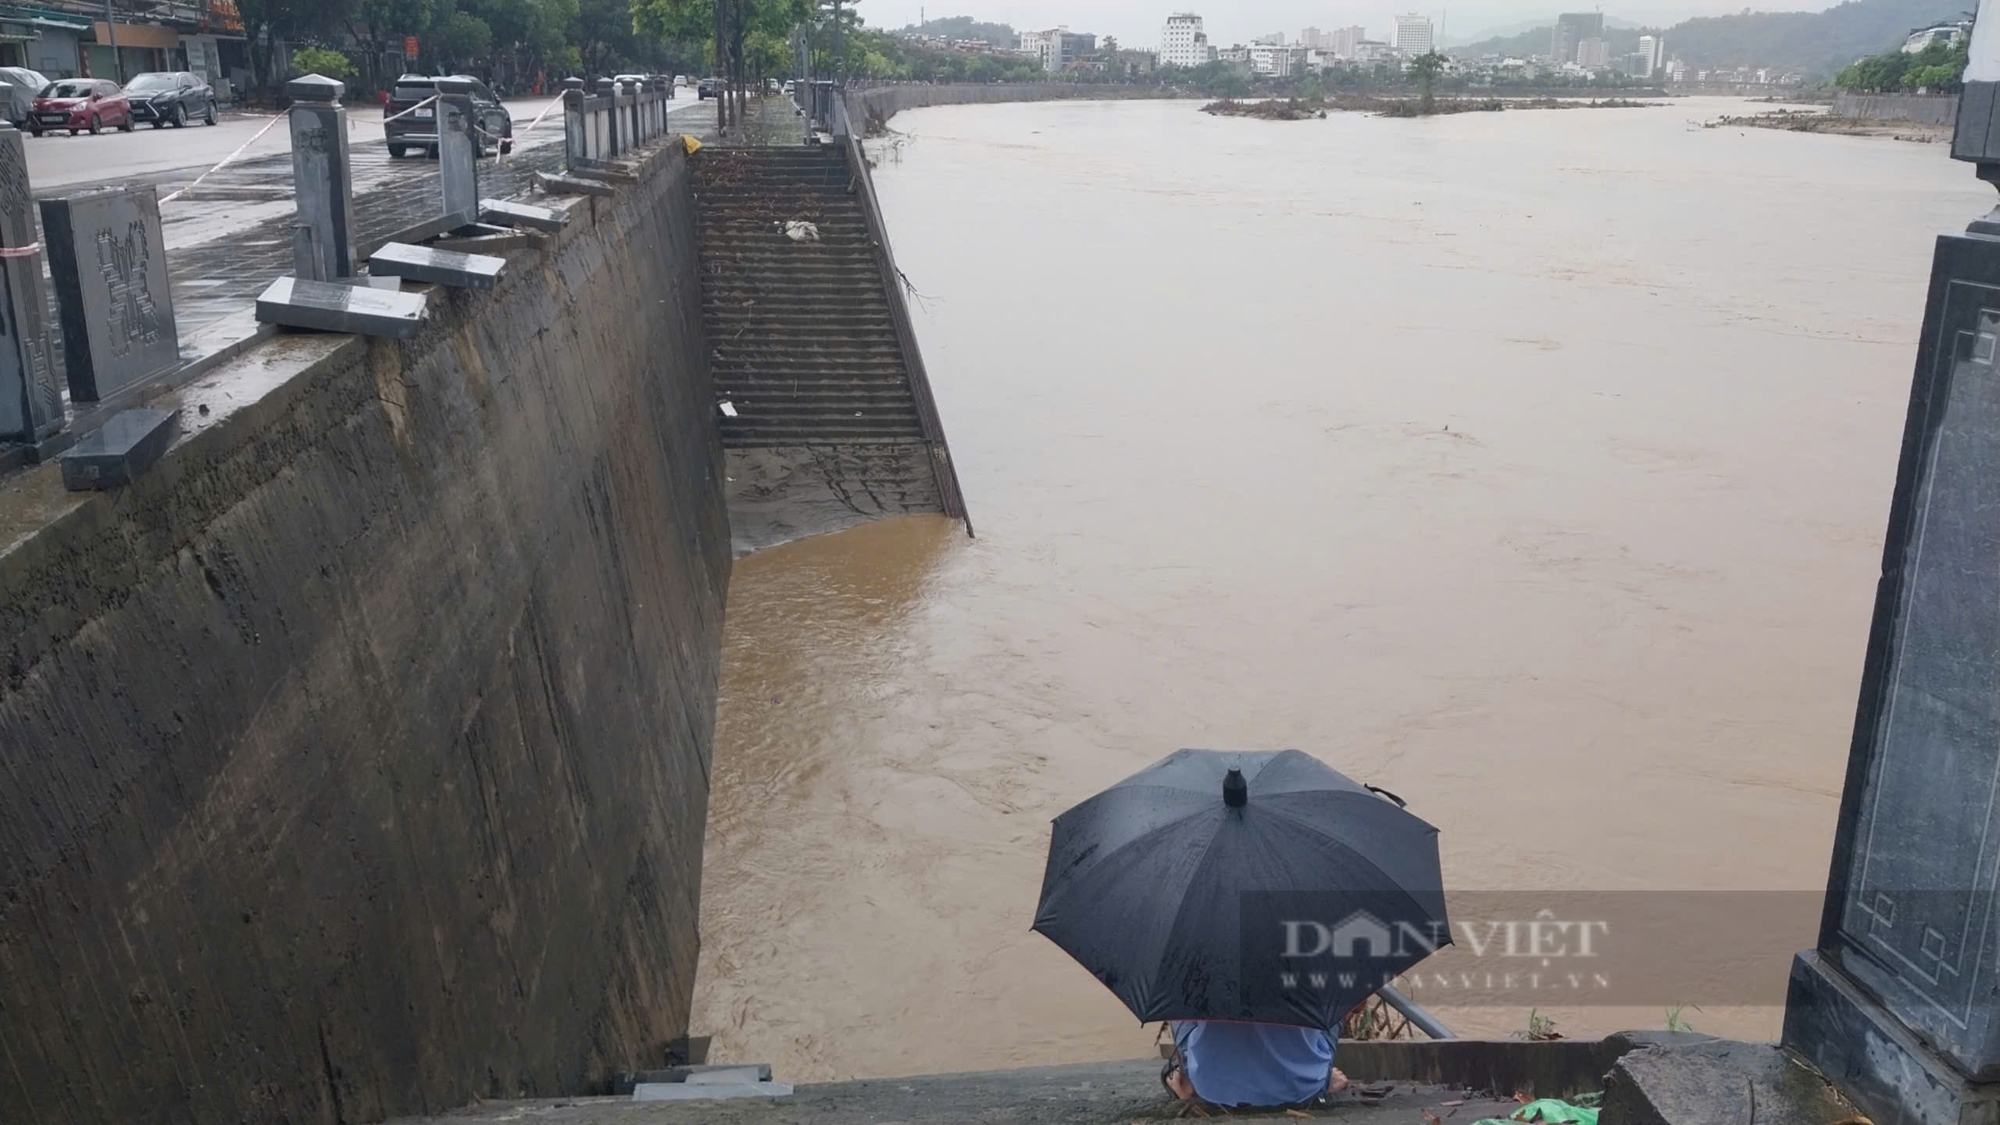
left=0, top=67, right=49, bottom=129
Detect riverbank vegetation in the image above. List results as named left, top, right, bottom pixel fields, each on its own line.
left=1832, top=34, right=1968, bottom=92
left=1202, top=98, right=1326, bottom=120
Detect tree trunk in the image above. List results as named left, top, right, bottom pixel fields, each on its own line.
left=713, top=0, right=728, bottom=132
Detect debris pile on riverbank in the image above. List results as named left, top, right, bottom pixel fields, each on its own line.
left=1202, top=98, right=1327, bottom=120
left=1702, top=108, right=1948, bottom=142
left=1203, top=95, right=1657, bottom=120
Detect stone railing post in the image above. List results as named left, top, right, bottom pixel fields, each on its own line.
left=619, top=78, right=639, bottom=146
left=562, top=76, right=586, bottom=169
left=0, top=120, right=60, bottom=447
left=285, top=74, right=355, bottom=283
left=596, top=78, right=620, bottom=156
left=435, top=77, right=479, bottom=226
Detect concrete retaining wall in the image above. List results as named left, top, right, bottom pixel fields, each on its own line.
left=0, top=140, right=728, bottom=1122
left=1833, top=91, right=1958, bottom=125
left=844, top=83, right=1164, bottom=129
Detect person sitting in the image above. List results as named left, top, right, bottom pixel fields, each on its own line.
left=1161, top=1020, right=1349, bottom=1107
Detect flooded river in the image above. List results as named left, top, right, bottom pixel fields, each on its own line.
left=687, top=97, right=1992, bottom=1080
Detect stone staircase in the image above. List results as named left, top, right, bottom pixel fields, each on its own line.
left=691, top=144, right=967, bottom=551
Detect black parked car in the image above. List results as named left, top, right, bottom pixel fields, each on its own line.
left=125, top=71, right=216, bottom=127
left=384, top=74, right=513, bottom=158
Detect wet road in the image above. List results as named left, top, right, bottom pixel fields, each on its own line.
left=688, top=96, right=1993, bottom=1080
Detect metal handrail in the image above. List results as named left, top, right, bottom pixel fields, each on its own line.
left=1376, top=984, right=1455, bottom=1039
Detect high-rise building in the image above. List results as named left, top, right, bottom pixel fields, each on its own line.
left=1634, top=34, right=1665, bottom=75
left=1301, top=27, right=1327, bottom=48
left=1551, top=12, right=1604, bottom=64
left=1393, top=13, right=1434, bottom=54
left=1161, top=13, right=1209, bottom=68
left=1331, top=25, right=1366, bottom=57
left=1576, top=37, right=1609, bottom=68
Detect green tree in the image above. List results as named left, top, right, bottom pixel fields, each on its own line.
left=292, top=44, right=358, bottom=79
left=237, top=0, right=343, bottom=92
left=342, top=0, right=445, bottom=91
left=1408, top=49, right=1446, bottom=112
left=1834, top=35, right=1965, bottom=92
left=431, top=9, right=494, bottom=69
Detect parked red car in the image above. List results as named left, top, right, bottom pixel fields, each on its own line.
left=30, top=79, right=132, bottom=136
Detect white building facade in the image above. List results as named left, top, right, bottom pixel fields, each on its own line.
left=1020, top=27, right=1096, bottom=71
left=1160, top=13, right=1209, bottom=68
left=1637, top=34, right=1663, bottom=75
left=1393, top=14, right=1434, bottom=55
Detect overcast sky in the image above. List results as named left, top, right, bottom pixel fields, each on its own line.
left=858, top=0, right=1848, bottom=47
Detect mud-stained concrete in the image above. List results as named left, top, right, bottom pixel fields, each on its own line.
left=0, top=135, right=727, bottom=1123
left=724, top=446, right=942, bottom=556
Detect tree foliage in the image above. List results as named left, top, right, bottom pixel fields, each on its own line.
left=889, top=14, right=1015, bottom=46
left=291, top=45, right=357, bottom=79
left=1834, top=34, right=1968, bottom=91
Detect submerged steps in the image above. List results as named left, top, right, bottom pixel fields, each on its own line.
left=692, top=142, right=969, bottom=549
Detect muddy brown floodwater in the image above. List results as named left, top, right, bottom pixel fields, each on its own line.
left=687, top=96, right=1992, bottom=1081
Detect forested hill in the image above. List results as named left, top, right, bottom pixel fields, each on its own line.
left=1456, top=0, right=1972, bottom=76
left=892, top=15, right=1019, bottom=46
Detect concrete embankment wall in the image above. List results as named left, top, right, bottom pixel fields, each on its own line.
left=845, top=83, right=1164, bottom=128
left=1833, top=91, right=1958, bottom=125
left=0, top=140, right=728, bottom=1122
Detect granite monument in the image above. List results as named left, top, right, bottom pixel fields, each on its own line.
left=39, top=185, right=179, bottom=403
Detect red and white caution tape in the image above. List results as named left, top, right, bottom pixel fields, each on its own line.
left=0, top=241, right=39, bottom=258
left=158, top=113, right=286, bottom=205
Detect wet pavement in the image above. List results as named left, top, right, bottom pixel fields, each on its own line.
left=16, top=97, right=724, bottom=374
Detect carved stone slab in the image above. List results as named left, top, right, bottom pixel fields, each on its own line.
left=535, top=171, right=615, bottom=197
left=255, top=276, right=428, bottom=338
left=58, top=407, right=177, bottom=490
left=368, top=241, right=506, bottom=289
left=481, top=198, right=568, bottom=232
left=39, top=186, right=180, bottom=402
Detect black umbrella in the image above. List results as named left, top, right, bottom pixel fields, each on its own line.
left=1032, top=748, right=1449, bottom=1031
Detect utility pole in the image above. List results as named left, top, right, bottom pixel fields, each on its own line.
left=103, top=0, right=122, bottom=82
left=833, top=0, right=843, bottom=87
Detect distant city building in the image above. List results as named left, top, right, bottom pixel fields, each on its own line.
left=1252, top=32, right=1287, bottom=45
left=1665, top=58, right=1686, bottom=81
left=1393, top=13, right=1434, bottom=54
left=1160, top=13, right=1209, bottom=68
left=1020, top=27, right=1096, bottom=71
left=1576, top=37, right=1609, bottom=69
left=1331, top=26, right=1365, bottom=57
left=1551, top=12, right=1604, bottom=64
left=1903, top=22, right=1970, bottom=52
left=1106, top=48, right=1158, bottom=77
left=1301, top=27, right=1329, bottom=48
left=1637, top=34, right=1664, bottom=75
left=1353, top=39, right=1394, bottom=63
left=1248, top=42, right=1308, bottom=75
